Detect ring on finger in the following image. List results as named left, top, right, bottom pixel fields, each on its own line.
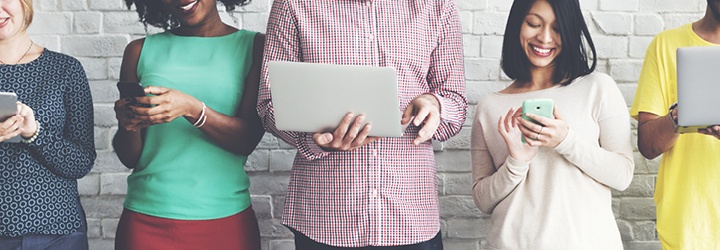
left=539, top=126, right=544, bottom=134
left=535, top=132, right=540, bottom=140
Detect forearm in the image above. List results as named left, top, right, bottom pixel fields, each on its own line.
left=638, top=112, right=678, bottom=159
left=112, top=128, right=143, bottom=168
left=192, top=109, right=264, bottom=156
left=472, top=156, right=529, bottom=214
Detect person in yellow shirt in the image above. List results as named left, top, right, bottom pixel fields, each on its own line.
left=631, top=1, right=720, bottom=249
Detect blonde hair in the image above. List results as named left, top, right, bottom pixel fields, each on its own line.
left=19, top=0, right=34, bottom=30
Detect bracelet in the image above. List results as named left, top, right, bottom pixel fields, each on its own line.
left=668, top=102, right=678, bottom=125
left=192, top=102, right=206, bottom=127
left=195, top=113, right=208, bottom=128
left=21, top=121, right=40, bottom=144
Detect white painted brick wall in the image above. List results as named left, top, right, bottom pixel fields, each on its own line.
left=23, top=0, right=706, bottom=249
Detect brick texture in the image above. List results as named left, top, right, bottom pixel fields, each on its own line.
left=24, top=0, right=707, bottom=249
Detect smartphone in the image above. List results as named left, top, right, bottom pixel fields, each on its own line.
left=521, top=98, right=554, bottom=143
left=0, top=92, right=21, bottom=143
left=117, top=81, right=146, bottom=98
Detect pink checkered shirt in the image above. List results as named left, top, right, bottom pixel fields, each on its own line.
left=258, top=0, right=466, bottom=247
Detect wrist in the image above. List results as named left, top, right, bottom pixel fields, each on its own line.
left=21, top=121, right=38, bottom=138
left=668, top=102, right=678, bottom=132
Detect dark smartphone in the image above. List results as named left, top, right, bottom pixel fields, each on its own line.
left=117, top=81, right=146, bottom=98
left=521, top=98, right=554, bottom=143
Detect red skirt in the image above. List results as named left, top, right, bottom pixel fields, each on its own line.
left=115, top=207, right=261, bottom=250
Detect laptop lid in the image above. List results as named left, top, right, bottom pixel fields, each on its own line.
left=676, top=46, right=720, bottom=133
left=268, top=61, right=404, bottom=137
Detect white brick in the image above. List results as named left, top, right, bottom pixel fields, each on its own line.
left=241, top=13, right=269, bottom=33
left=473, top=12, right=507, bottom=35
left=629, top=36, right=654, bottom=59
left=269, top=149, right=296, bottom=172
left=599, top=0, right=638, bottom=11
left=487, top=0, right=512, bottom=11
left=108, top=57, right=123, bottom=80
left=100, top=173, right=129, bottom=195
left=580, top=0, right=599, bottom=11
left=59, top=0, right=87, bottom=11
left=89, top=80, right=119, bottom=103
left=445, top=217, right=491, bottom=238
left=463, top=34, right=481, bottom=58
left=220, top=12, right=243, bottom=29
left=94, top=126, right=111, bottom=150
left=466, top=81, right=507, bottom=105
left=639, top=0, right=705, bottom=12
left=480, top=35, right=503, bottom=58
left=103, top=12, right=148, bottom=35
left=609, top=59, right=643, bottom=82
left=76, top=57, right=108, bottom=80
left=78, top=173, right=100, bottom=195
left=592, top=13, right=633, bottom=35
left=634, top=13, right=664, bottom=36
left=663, top=13, right=703, bottom=30
left=93, top=103, right=117, bottom=127
left=456, top=0, right=486, bottom=11
left=74, top=12, right=102, bottom=34
left=89, top=0, right=127, bottom=10
left=61, top=35, right=128, bottom=57
left=459, top=11, right=473, bottom=34
left=594, top=36, right=629, bottom=58
left=101, top=219, right=119, bottom=238
left=237, top=0, right=271, bottom=13
left=465, top=58, right=500, bottom=81
left=27, top=12, right=72, bottom=35
left=246, top=149, right=270, bottom=172
left=35, top=0, right=58, bottom=11
left=29, top=35, right=61, bottom=52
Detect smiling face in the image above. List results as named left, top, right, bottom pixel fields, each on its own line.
left=160, top=0, right=217, bottom=28
left=519, top=0, right=562, bottom=71
left=0, top=0, right=26, bottom=41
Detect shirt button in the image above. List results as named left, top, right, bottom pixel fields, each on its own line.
left=365, top=1, right=371, bottom=6
left=371, top=189, right=378, bottom=198
left=372, top=150, right=378, bottom=157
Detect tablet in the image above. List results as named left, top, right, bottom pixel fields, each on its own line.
left=676, top=46, right=720, bottom=133
left=268, top=61, right=404, bottom=137
left=0, top=92, right=21, bottom=143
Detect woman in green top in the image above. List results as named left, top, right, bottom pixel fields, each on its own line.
left=112, top=0, right=265, bottom=249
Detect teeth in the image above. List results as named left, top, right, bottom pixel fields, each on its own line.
left=533, top=46, right=551, bottom=54
left=180, top=1, right=198, bottom=10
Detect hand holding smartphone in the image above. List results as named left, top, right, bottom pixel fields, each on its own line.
left=0, top=92, right=22, bottom=143
left=117, top=81, right=150, bottom=107
left=521, top=98, right=554, bottom=143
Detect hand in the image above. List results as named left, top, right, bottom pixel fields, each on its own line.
left=517, top=105, right=569, bottom=148
left=401, top=94, right=441, bottom=145
left=130, top=86, right=203, bottom=125
left=498, top=107, right=537, bottom=162
left=16, top=102, right=38, bottom=138
left=114, top=97, right=151, bottom=132
left=699, top=125, right=720, bottom=140
left=313, top=113, right=379, bottom=151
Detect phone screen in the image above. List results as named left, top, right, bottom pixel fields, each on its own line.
left=117, top=81, right=146, bottom=98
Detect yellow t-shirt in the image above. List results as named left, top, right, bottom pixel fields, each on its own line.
left=630, top=23, right=720, bottom=249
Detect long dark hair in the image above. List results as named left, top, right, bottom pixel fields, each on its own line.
left=125, top=0, right=251, bottom=30
left=501, top=0, right=597, bottom=85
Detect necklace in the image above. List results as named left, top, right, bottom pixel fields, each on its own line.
left=0, top=40, right=34, bottom=65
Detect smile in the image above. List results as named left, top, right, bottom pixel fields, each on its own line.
left=531, top=44, right=554, bottom=56
left=180, top=0, right=199, bottom=12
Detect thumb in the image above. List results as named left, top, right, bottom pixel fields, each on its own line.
left=552, top=105, right=563, bottom=120
left=143, top=86, right=169, bottom=95
left=401, top=104, right=415, bottom=125
left=312, top=132, right=333, bottom=145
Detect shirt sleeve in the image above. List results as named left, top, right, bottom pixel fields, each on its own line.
left=553, top=75, right=635, bottom=191
left=427, top=0, right=467, bottom=142
left=27, top=58, right=96, bottom=179
left=470, top=107, right=530, bottom=214
left=630, top=36, right=669, bottom=119
left=258, top=0, right=330, bottom=160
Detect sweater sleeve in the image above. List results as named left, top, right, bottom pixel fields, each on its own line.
left=553, top=76, right=634, bottom=191
left=27, top=57, right=96, bottom=179
left=471, top=107, right=531, bottom=214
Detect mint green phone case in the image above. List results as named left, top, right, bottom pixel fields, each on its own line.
left=521, top=98, right=554, bottom=143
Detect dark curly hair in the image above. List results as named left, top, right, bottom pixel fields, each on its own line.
left=125, top=0, right=251, bottom=30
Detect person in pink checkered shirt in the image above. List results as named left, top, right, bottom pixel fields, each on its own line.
left=258, top=0, right=467, bottom=249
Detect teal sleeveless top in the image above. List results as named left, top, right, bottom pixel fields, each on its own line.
left=125, top=30, right=257, bottom=220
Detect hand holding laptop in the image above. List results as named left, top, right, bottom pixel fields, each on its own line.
left=312, top=113, right=380, bottom=152
left=402, top=94, right=442, bottom=145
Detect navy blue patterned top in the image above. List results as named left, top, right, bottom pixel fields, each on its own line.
left=0, top=49, right=96, bottom=237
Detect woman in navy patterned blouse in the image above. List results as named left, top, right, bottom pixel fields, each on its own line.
left=0, top=0, right=96, bottom=249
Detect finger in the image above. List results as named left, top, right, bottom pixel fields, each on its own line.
left=505, top=108, right=516, bottom=131
left=352, top=124, right=373, bottom=148
left=401, top=103, right=415, bottom=125
left=413, top=107, right=431, bottom=127
left=525, top=113, right=551, bottom=126
left=415, top=115, right=439, bottom=145
left=143, top=86, right=169, bottom=95
left=313, top=132, right=334, bottom=147
left=343, top=115, right=366, bottom=145
left=552, top=105, right=563, bottom=120
left=497, top=116, right=507, bottom=135
left=330, top=113, right=355, bottom=148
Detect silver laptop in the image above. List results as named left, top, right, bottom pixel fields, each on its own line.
left=676, top=46, right=720, bottom=133
left=268, top=61, right=405, bottom=137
